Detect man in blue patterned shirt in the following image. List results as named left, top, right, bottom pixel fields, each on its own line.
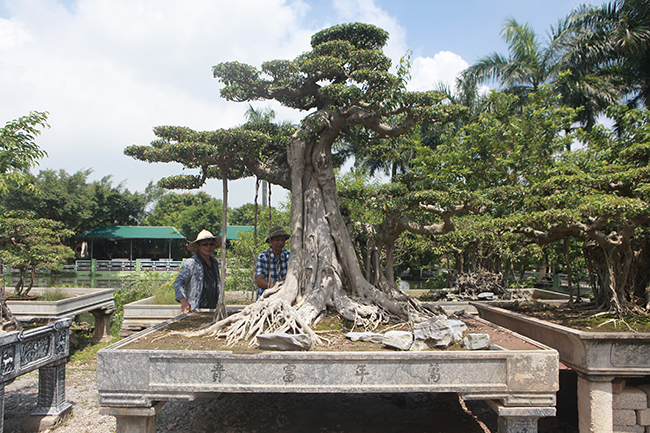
left=255, top=226, right=290, bottom=299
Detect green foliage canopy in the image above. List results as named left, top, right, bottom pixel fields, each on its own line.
left=0, top=111, right=48, bottom=192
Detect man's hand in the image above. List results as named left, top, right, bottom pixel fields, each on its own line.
left=180, top=298, right=191, bottom=313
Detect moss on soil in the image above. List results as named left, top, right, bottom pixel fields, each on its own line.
left=502, top=300, right=650, bottom=332
left=119, top=311, right=540, bottom=352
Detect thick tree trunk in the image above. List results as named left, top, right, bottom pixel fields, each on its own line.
left=190, top=111, right=440, bottom=345
left=215, top=174, right=228, bottom=321
left=583, top=240, right=634, bottom=314
left=14, top=268, right=26, bottom=296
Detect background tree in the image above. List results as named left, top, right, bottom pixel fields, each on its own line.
left=565, top=0, right=650, bottom=109
left=405, top=89, right=577, bottom=292
left=144, top=191, right=223, bottom=243
left=0, top=112, right=49, bottom=331
left=0, top=169, right=149, bottom=233
left=509, top=105, right=650, bottom=314
left=0, top=212, right=74, bottom=296
left=0, top=111, right=48, bottom=193
left=462, top=16, right=622, bottom=131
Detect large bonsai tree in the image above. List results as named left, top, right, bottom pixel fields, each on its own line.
left=127, top=23, right=463, bottom=344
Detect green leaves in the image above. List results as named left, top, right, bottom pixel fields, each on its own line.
left=0, top=211, right=75, bottom=295
left=126, top=126, right=271, bottom=191
left=0, top=111, right=49, bottom=193
left=310, top=23, right=389, bottom=51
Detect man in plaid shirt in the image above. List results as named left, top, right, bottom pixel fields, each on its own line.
left=255, top=226, right=290, bottom=299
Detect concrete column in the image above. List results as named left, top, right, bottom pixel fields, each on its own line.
left=577, top=373, right=614, bottom=433
left=90, top=307, right=116, bottom=343
left=22, top=359, right=73, bottom=431
left=100, top=402, right=165, bottom=433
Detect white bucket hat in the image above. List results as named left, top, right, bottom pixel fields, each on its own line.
left=187, top=229, right=222, bottom=252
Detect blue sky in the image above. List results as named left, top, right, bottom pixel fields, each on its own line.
left=0, top=0, right=584, bottom=208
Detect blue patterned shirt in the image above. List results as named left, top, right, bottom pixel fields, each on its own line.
left=174, top=254, right=220, bottom=310
left=256, top=248, right=290, bottom=294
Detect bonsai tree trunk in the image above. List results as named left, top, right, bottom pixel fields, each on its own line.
left=215, top=171, right=228, bottom=322
left=14, top=267, right=26, bottom=296
left=187, top=111, right=439, bottom=345
left=0, top=266, right=21, bottom=333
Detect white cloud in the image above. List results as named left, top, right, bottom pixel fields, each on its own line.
left=0, top=0, right=321, bottom=206
left=1, top=0, right=459, bottom=208
left=0, top=17, right=31, bottom=50
left=332, top=0, right=407, bottom=59
left=407, top=51, right=469, bottom=92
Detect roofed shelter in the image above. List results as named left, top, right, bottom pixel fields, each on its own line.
left=218, top=225, right=255, bottom=243
left=75, top=226, right=187, bottom=260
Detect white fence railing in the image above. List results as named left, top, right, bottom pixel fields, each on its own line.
left=9, top=259, right=184, bottom=273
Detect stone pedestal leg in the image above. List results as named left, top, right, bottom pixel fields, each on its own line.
left=91, top=307, right=116, bottom=343
left=577, top=373, right=614, bottom=433
left=22, top=359, right=73, bottom=431
left=100, top=402, right=165, bottom=433
left=487, top=400, right=556, bottom=433
left=498, top=416, right=540, bottom=433
left=0, top=384, right=5, bottom=433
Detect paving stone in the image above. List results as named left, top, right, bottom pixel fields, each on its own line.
left=256, top=333, right=312, bottom=351
left=413, top=317, right=466, bottom=348
left=344, top=332, right=384, bottom=344
left=461, top=333, right=490, bottom=350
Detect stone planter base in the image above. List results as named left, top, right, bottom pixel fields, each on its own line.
left=98, top=313, right=559, bottom=433
left=7, top=287, right=117, bottom=343
left=473, top=302, right=650, bottom=433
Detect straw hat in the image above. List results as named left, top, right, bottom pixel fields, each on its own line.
left=187, top=229, right=222, bottom=252
left=266, top=226, right=290, bottom=243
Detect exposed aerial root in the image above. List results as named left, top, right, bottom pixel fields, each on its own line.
left=332, top=294, right=389, bottom=331
left=178, top=298, right=321, bottom=347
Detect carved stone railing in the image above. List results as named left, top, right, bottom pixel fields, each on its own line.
left=0, top=318, right=72, bottom=431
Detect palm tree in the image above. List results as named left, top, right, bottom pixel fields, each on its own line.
left=462, top=18, right=558, bottom=98
left=565, top=0, right=650, bottom=109
left=463, top=16, right=625, bottom=131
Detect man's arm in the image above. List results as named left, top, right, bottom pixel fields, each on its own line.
left=256, top=274, right=269, bottom=289
left=174, top=260, right=193, bottom=313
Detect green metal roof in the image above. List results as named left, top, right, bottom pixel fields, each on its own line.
left=219, top=226, right=255, bottom=240
left=76, top=226, right=187, bottom=240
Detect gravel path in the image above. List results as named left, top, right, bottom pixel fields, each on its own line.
left=4, top=359, right=577, bottom=433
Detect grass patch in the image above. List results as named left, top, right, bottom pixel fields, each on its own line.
left=505, top=300, right=650, bottom=332
left=151, top=279, right=176, bottom=305
left=38, top=288, right=69, bottom=301
left=68, top=317, right=119, bottom=362
left=69, top=338, right=117, bottom=363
